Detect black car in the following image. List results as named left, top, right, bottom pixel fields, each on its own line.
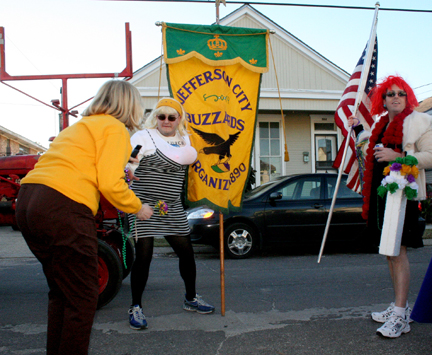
left=186, top=173, right=368, bottom=259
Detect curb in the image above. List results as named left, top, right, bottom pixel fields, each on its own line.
left=154, top=245, right=216, bottom=255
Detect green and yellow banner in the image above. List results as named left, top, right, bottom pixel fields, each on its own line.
left=163, top=22, right=269, bottom=213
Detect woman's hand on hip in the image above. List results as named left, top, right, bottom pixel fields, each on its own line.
left=137, top=204, right=153, bottom=220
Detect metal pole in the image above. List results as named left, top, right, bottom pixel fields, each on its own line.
left=61, top=78, right=69, bottom=129
left=219, top=212, right=225, bottom=316
left=317, top=2, right=380, bottom=263
left=317, top=126, right=352, bottom=263
left=216, top=1, right=220, bottom=24
left=215, top=0, right=225, bottom=317
left=0, top=23, right=133, bottom=128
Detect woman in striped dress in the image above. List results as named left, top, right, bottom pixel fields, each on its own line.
left=127, top=98, right=215, bottom=329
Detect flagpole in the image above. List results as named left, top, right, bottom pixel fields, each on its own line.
left=216, top=1, right=220, bottom=24
left=215, top=0, right=226, bottom=317
left=317, top=2, right=380, bottom=263
left=219, top=212, right=225, bottom=316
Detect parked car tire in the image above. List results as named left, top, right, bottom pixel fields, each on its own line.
left=97, top=239, right=123, bottom=309
left=224, top=222, right=257, bottom=259
left=101, top=229, right=135, bottom=279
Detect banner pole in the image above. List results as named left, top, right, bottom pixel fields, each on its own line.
left=317, top=2, right=380, bottom=263
left=219, top=212, right=225, bottom=316
left=216, top=2, right=224, bottom=316
left=317, top=125, right=352, bottom=263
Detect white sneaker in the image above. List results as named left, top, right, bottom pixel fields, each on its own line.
left=371, top=302, right=413, bottom=323
left=128, top=305, right=147, bottom=330
left=376, top=314, right=410, bottom=338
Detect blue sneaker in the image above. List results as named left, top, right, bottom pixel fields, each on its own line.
left=183, top=294, right=215, bottom=314
left=128, top=305, right=147, bottom=330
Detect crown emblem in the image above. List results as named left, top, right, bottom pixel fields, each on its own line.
left=249, top=58, right=257, bottom=65
left=214, top=52, right=223, bottom=58
left=207, top=35, right=227, bottom=51
left=176, top=48, right=185, bottom=55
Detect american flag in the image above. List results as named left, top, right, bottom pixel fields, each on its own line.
left=333, top=38, right=378, bottom=193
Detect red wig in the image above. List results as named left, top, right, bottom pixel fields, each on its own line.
left=369, top=75, right=418, bottom=116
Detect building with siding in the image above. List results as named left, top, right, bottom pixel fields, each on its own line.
left=416, top=96, right=432, bottom=115
left=130, top=4, right=350, bottom=186
left=0, top=125, right=46, bottom=156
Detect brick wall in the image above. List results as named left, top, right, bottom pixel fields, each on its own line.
left=0, top=134, right=43, bottom=156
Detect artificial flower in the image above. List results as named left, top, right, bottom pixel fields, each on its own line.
left=155, top=200, right=168, bottom=215
left=378, top=155, right=419, bottom=200
left=411, top=165, right=419, bottom=178
left=400, top=164, right=411, bottom=176
left=390, top=163, right=402, bottom=172
left=383, top=166, right=391, bottom=176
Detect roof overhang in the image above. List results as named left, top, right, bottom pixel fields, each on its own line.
left=0, top=125, right=47, bottom=152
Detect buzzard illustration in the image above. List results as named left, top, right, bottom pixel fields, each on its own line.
left=191, top=126, right=241, bottom=164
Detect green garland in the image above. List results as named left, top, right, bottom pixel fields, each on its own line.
left=117, top=212, right=136, bottom=268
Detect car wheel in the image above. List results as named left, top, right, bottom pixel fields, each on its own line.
left=224, top=223, right=257, bottom=259
left=102, top=230, right=135, bottom=279
left=97, top=239, right=123, bottom=309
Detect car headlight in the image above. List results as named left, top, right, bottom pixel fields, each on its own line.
left=187, top=208, right=215, bottom=220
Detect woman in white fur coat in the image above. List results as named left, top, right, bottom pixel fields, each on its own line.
left=348, top=75, right=432, bottom=338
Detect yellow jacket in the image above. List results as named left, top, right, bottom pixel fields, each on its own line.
left=22, top=114, right=142, bottom=215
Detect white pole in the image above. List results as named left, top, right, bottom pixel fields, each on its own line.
left=317, top=2, right=380, bottom=263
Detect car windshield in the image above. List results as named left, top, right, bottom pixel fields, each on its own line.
left=244, top=176, right=288, bottom=200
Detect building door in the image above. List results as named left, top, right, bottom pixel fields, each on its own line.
left=315, top=135, right=337, bottom=172
left=310, top=115, right=339, bottom=173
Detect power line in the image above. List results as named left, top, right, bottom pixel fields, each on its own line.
left=0, top=102, right=53, bottom=107
left=106, top=0, right=432, bottom=13
left=5, top=35, right=59, bottom=90
left=414, top=83, right=432, bottom=90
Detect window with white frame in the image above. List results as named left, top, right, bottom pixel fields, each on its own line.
left=257, top=121, right=283, bottom=185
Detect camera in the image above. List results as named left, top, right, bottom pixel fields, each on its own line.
left=131, top=145, right=142, bottom=158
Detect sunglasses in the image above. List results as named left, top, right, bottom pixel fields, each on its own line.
left=157, top=114, right=178, bottom=122
left=383, top=90, right=407, bottom=98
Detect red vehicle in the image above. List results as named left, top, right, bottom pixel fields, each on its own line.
left=0, top=154, right=134, bottom=309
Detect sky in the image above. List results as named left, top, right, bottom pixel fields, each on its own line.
left=1, top=0, right=431, bottom=148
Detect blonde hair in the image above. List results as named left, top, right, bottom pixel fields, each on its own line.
left=82, top=80, right=144, bottom=130
left=144, top=97, right=189, bottom=136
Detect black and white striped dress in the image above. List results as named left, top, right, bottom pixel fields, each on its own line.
left=128, top=129, right=194, bottom=237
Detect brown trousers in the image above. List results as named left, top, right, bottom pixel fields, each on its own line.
left=16, top=184, right=99, bottom=355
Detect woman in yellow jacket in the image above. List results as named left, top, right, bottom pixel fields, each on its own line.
left=15, top=80, right=153, bottom=355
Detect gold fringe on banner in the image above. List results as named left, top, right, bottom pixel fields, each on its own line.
left=269, top=35, right=289, bottom=162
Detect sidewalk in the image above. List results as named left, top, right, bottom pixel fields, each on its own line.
left=424, top=223, right=432, bottom=245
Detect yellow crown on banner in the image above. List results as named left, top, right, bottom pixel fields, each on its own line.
left=207, top=35, right=227, bottom=51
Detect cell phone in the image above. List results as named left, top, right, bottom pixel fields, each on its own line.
left=131, top=145, right=142, bottom=158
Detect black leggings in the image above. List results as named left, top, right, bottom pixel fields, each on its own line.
left=130, top=236, right=197, bottom=307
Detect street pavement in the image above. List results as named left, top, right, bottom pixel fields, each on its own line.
left=1, top=226, right=432, bottom=355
